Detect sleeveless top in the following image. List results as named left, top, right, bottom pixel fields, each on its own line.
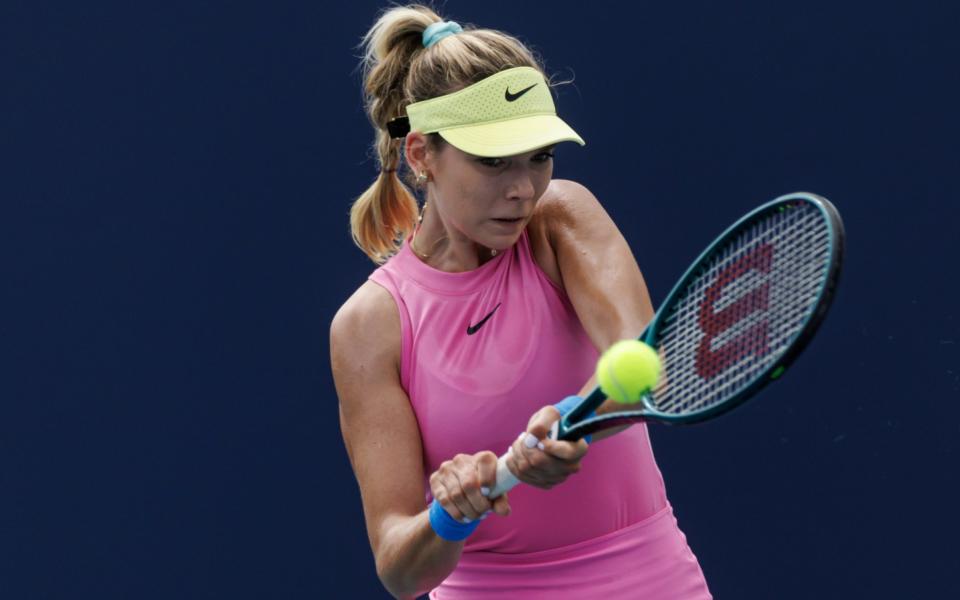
left=368, top=227, right=712, bottom=598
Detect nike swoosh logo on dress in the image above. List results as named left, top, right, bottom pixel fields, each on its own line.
left=466, top=302, right=502, bottom=335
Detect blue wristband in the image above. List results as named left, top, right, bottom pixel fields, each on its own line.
left=429, top=498, right=482, bottom=541
left=553, top=395, right=595, bottom=444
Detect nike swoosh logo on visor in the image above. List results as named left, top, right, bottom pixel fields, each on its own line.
left=504, top=84, right=537, bottom=102
left=466, top=302, right=502, bottom=335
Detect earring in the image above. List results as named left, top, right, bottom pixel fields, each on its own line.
left=416, top=171, right=428, bottom=184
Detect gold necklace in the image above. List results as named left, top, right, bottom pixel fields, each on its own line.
left=410, top=201, right=445, bottom=259
left=410, top=201, right=498, bottom=260
left=410, top=226, right=446, bottom=259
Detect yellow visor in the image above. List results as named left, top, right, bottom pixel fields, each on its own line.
left=405, top=66, right=585, bottom=157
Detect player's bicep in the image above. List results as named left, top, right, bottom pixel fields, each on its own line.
left=330, top=283, right=426, bottom=553
left=546, top=180, right=655, bottom=350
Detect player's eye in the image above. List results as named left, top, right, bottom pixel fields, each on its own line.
left=478, top=157, right=505, bottom=168
left=533, top=152, right=555, bottom=163
left=478, top=152, right=554, bottom=169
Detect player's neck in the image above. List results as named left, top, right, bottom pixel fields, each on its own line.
left=410, top=203, right=498, bottom=272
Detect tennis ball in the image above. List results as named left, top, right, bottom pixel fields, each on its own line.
left=596, top=340, right=661, bottom=404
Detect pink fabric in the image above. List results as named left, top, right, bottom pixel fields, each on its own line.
left=430, top=505, right=711, bottom=599
left=368, top=227, right=711, bottom=598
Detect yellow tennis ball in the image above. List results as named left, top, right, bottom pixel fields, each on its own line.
left=596, top=340, right=661, bottom=404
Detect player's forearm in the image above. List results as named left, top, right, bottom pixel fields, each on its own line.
left=375, top=510, right=464, bottom=599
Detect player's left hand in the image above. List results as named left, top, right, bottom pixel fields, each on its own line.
left=504, top=405, right=589, bottom=490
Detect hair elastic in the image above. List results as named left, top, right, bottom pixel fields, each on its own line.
left=422, top=21, right=463, bottom=48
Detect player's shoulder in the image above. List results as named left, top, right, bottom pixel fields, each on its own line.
left=331, top=280, right=398, bottom=341
left=532, top=179, right=603, bottom=228
left=330, top=280, right=401, bottom=369
left=531, top=179, right=608, bottom=240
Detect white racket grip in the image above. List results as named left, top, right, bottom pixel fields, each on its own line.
left=486, top=420, right=561, bottom=499
left=487, top=453, right=518, bottom=499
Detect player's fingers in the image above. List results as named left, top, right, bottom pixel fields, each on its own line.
left=534, top=462, right=581, bottom=486
left=510, top=431, right=585, bottom=488
left=451, top=455, right=490, bottom=519
left=433, top=457, right=481, bottom=521
left=540, top=437, right=589, bottom=462
left=443, top=474, right=481, bottom=522
left=491, top=494, right=511, bottom=517
left=507, top=434, right=550, bottom=486
left=431, top=476, right=466, bottom=522
left=474, top=451, right=498, bottom=496
left=504, top=440, right=527, bottom=482
left=525, top=405, right=561, bottom=440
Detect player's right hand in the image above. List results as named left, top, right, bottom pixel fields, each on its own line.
left=429, top=451, right=511, bottom=523
left=505, top=405, right=588, bottom=490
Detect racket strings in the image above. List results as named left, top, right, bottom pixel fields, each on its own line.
left=657, top=228, right=824, bottom=412
left=650, top=203, right=832, bottom=416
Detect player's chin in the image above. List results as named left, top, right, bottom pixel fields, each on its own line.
left=488, top=217, right=526, bottom=233
left=485, top=217, right=526, bottom=246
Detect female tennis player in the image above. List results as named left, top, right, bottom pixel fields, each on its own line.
left=330, top=5, right=713, bottom=599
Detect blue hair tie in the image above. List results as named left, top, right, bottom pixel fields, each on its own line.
left=423, top=21, right=463, bottom=48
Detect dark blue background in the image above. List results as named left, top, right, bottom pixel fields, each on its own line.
left=3, top=1, right=958, bottom=598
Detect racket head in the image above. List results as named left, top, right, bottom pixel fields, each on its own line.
left=559, top=192, right=845, bottom=440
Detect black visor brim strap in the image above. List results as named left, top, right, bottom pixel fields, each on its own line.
left=387, top=116, right=410, bottom=139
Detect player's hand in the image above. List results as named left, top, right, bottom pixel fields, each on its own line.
left=429, top=451, right=512, bottom=523
left=506, top=405, right=589, bottom=489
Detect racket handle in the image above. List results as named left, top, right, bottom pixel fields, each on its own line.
left=486, top=421, right=561, bottom=499
left=487, top=453, right=518, bottom=499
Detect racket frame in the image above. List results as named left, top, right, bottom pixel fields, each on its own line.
left=558, top=191, right=845, bottom=440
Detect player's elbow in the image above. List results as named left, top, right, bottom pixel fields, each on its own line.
left=371, top=510, right=460, bottom=597
left=374, top=555, right=398, bottom=596
left=375, top=555, right=419, bottom=600
left=375, top=534, right=449, bottom=600
left=373, top=529, right=419, bottom=600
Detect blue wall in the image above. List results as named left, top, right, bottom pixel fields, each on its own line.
left=3, top=1, right=957, bottom=598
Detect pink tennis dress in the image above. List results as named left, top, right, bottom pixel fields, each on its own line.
left=368, top=227, right=712, bottom=599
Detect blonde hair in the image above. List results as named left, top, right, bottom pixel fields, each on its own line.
left=351, top=3, right=561, bottom=264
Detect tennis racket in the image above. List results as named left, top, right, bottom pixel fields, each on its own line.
left=488, top=191, right=845, bottom=498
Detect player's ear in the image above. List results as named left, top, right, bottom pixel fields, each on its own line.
left=404, top=132, right=433, bottom=175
